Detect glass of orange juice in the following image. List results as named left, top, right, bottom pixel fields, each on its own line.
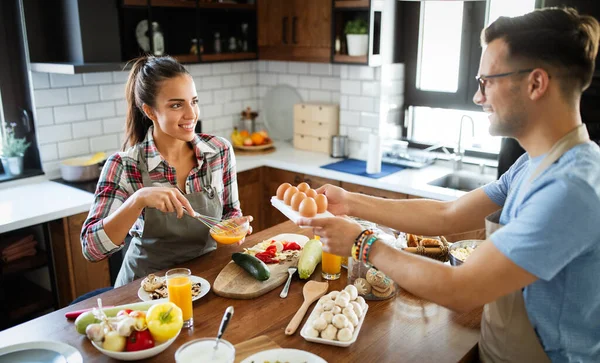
left=322, top=251, right=342, bottom=280
left=166, top=268, right=193, bottom=328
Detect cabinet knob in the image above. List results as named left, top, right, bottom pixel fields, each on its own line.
left=319, top=106, right=322, bottom=110
left=318, top=122, right=322, bottom=126
left=294, top=175, right=302, bottom=184
left=301, top=120, right=305, bottom=123
left=304, top=178, right=312, bottom=186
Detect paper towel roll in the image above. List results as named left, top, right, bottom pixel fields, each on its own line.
left=366, top=134, right=382, bottom=174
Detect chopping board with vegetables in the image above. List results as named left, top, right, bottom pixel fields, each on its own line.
left=213, top=234, right=322, bottom=299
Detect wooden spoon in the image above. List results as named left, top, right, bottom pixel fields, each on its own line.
left=285, top=280, right=329, bottom=335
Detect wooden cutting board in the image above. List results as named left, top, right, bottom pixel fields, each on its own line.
left=234, top=335, right=281, bottom=363
left=213, top=256, right=298, bottom=299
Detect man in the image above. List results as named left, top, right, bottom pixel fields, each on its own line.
left=298, top=8, right=600, bottom=362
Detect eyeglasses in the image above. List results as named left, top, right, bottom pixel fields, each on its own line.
left=475, top=69, right=534, bottom=96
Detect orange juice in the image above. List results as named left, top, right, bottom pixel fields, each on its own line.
left=322, top=251, right=342, bottom=280
left=166, top=268, right=193, bottom=328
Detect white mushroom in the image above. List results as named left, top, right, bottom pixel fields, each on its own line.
left=319, top=295, right=332, bottom=304
left=338, top=290, right=351, bottom=301
left=344, top=285, right=359, bottom=301
left=313, top=306, right=323, bottom=315
left=337, top=327, right=353, bottom=342
left=345, top=321, right=355, bottom=334
left=343, top=307, right=359, bottom=327
left=332, top=314, right=349, bottom=329
left=322, top=300, right=335, bottom=312
left=305, top=327, right=319, bottom=338
left=334, top=294, right=350, bottom=308
left=312, top=317, right=328, bottom=332
left=321, top=324, right=338, bottom=340
left=350, top=301, right=363, bottom=318
left=332, top=305, right=342, bottom=315
left=328, top=291, right=340, bottom=300
left=320, top=311, right=334, bottom=324
left=356, top=296, right=367, bottom=311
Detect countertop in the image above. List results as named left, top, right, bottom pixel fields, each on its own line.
left=0, top=141, right=495, bottom=234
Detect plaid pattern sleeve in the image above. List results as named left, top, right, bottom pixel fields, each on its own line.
left=218, top=137, right=242, bottom=220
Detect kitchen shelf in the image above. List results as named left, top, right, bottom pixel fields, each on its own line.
left=333, top=54, right=368, bottom=64
left=123, top=0, right=255, bottom=10
left=201, top=52, right=257, bottom=62
left=1, top=252, right=47, bottom=278
left=335, top=0, right=370, bottom=9
left=172, top=54, right=200, bottom=63
left=197, top=3, right=256, bottom=10
left=3, top=277, right=54, bottom=325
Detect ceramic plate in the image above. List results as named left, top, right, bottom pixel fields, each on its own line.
left=263, top=85, right=302, bottom=141
left=300, top=302, right=369, bottom=347
left=271, top=197, right=334, bottom=228
left=137, top=275, right=210, bottom=302
left=241, top=348, right=327, bottom=363
left=0, top=341, right=82, bottom=363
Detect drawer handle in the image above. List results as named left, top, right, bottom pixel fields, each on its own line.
left=318, top=137, right=322, bottom=141
left=300, top=135, right=304, bottom=138
left=302, top=120, right=305, bottom=123
left=302, top=105, right=305, bottom=108
left=305, top=178, right=312, bottom=186
left=319, top=106, right=322, bottom=110
left=294, top=175, right=302, bottom=184
left=318, top=122, right=322, bottom=126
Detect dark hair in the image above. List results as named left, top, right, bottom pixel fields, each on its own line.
left=482, top=7, right=600, bottom=96
left=123, top=55, right=190, bottom=149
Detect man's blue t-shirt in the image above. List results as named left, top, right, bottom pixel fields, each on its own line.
left=483, top=141, right=600, bottom=362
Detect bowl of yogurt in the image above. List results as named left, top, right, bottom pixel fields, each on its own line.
left=175, top=338, right=235, bottom=363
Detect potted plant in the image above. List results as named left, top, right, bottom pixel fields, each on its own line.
left=344, top=19, right=369, bottom=56
left=1, top=123, right=30, bottom=176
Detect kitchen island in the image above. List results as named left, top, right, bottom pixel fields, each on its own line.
left=0, top=221, right=481, bottom=362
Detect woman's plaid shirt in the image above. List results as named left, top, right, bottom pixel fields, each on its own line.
left=80, top=128, right=241, bottom=262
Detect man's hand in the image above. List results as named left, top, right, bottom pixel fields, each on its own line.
left=315, top=184, right=352, bottom=216
left=296, top=216, right=363, bottom=255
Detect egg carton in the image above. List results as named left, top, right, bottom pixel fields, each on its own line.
left=270, top=197, right=334, bottom=228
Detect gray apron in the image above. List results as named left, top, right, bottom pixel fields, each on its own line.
left=479, top=124, right=590, bottom=363
left=114, top=145, right=223, bottom=287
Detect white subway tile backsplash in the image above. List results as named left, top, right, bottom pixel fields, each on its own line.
left=31, top=72, right=50, bottom=89
left=298, top=89, right=310, bottom=101
left=308, top=90, right=331, bottom=103
left=332, top=65, right=341, bottom=77
left=309, top=63, right=332, bottom=76
left=188, top=64, right=212, bottom=76
left=348, top=66, right=374, bottom=81
left=258, top=61, right=267, bottom=72
left=242, top=73, right=257, bottom=86
left=34, top=88, right=68, bottom=107
left=268, top=61, right=287, bottom=73
left=42, top=161, right=61, bottom=176
left=340, top=80, right=361, bottom=95
left=232, top=61, right=252, bottom=73
left=68, top=86, right=100, bottom=104
left=39, top=144, right=58, bottom=162
left=90, top=134, right=119, bottom=152
left=360, top=112, right=379, bottom=128
left=223, top=101, right=242, bottom=115
left=212, top=116, right=234, bottom=131
left=201, top=104, right=223, bottom=118
left=331, top=92, right=340, bottom=103
left=100, top=84, right=125, bottom=100
left=361, top=81, right=380, bottom=97
left=58, top=139, right=89, bottom=158
left=278, top=74, right=299, bottom=87
left=212, top=63, right=232, bottom=75
left=202, top=76, right=223, bottom=90
left=348, top=126, right=372, bottom=143
left=258, top=86, right=268, bottom=99
left=54, top=105, right=86, bottom=124
left=223, top=74, right=242, bottom=88
left=320, top=77, right=340, bottom=91
left=197, top=90, right=214, bottom=105
left=288, top=62, right=308, bottom=75
left=340, top=95, right=349, bottom=109
left=72, top=120, right=102, bottom=138
left=35, top=107, right=54, bottom=126
left=214, top=89, right=233, bottom=104
left=200, top=118, right=215, bottom=133
left=50, top=74, right=82, bottom=88
left=298, top=76, right=320, bottom=89
left=340, top=66, right=349, bottom=79
left=103, top=117, right=124, bottom=134
left=233, top=87, right=253, bottom=100
left=340, top=110, right=360, bottom=126
left=115, top=100, right=127, bottom=116
left=112, top=71, right=129, bottom=83
left=38, top=124, right=72, bottom=144
left=348, top=96, right=375, bottom=112
left=83, top=72, right=113, bottom=85
left=259, top=73, right=277, bottom=86
left=86, top=102, right=116, bottom=119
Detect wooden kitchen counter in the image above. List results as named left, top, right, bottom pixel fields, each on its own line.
left=0, top=221, right=482, bottom=362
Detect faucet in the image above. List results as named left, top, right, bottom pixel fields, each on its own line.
left=454, top=115, right=475, bottom=171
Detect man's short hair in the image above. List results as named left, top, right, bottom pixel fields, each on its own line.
left=482, top=7, right=600, bottom=95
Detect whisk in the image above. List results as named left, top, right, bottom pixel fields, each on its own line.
left=185, top=209, right=243, bottom=235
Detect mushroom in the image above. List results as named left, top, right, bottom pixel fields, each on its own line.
left=337, top=327, right=353, bottom=342
left=332, top=314, right=349, bottom=329
left=322, top=300, right=335, bottom=312
left=312, top=317, right=328, bottom=332
left=306, top=327, right=319, bottom=338
left=320, top=311, right=334, bottom=324
left=344, top=285, right=359, bottom=300
left=332, top=305, right=342, bottom=315
left=350, top=301, right=363, bottom=318
left=328, top=291, right=340, bottom=300
left=321, top=324, right=338, bottom=340
left=335, top=294, right=350, bottom=308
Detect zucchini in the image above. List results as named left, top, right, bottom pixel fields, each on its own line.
left=232, top=253, right=271, bottom=281
left=298, top=239, right=322, bottom=279
left=74, top=300, right=159, bottom=334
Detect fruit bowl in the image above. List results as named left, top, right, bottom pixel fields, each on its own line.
left=209, top=218, right=250, bottom=245
left=91, top=333, right=179, bottom=361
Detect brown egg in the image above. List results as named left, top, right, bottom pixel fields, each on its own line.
left=305, top=189, right=318, bottom=199
left=283, top=186, right=299, bottom=205
left=315, top=194, right=328, bottom=213
left=290, top=192, right=307, bottom=211
left=276, top=183, right=292, bottom=200
left=297, top=182, right=310, bottom=193
left=299, top=197, right=318, bottom=218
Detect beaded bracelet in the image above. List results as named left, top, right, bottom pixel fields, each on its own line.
left=351, top=229, right=373, bottom=261
left=361, top=235, right=378, bottom=266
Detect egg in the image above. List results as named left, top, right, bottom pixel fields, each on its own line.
left=276, top=183, right=292, bottom=200
left=283, top=186, right=299, bottom=205
left=306, top=189, right=318, bottom=199
left=315, top=194, right=328, bottom=213
left=290, top=192, right=307, bottom=211
left=299, top=197, right=318, bottom=218
left=297, top=182, right=310, bottom=193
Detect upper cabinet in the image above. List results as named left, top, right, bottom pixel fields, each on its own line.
left=258, top=0, right=331, bottom=63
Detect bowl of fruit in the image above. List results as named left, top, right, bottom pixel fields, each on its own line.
left=84, top=301, right=183, bottom=361
left=231, top=128, right=273, bottom=151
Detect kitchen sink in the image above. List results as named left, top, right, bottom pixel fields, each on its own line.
left=427, top=171, right=495, bottom=192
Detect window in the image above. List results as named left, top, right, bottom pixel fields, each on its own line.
left=403, top=0, right=537, bottom=156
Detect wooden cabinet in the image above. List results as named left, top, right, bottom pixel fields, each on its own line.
left=258, top=0, right=331, bottom=62
left=341, top=181, right=408, bottom=199
left=49, top=212, right=111, bottom=308
left=237, top=168, right=264, bottom=232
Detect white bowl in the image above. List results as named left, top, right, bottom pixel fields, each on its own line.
left=91, top=334, right=178, bottom=361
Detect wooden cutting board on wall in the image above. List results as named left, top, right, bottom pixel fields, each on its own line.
left=212, top=256, right=298, bottom=299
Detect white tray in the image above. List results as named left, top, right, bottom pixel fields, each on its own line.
left=270, top=197, right=334, bottom=228
left=300, top=302, right=369, bottom=347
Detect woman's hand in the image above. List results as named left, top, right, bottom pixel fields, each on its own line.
left=296, top=216, right=363, bottom=256
left=132, top=187, right=195, bottom=218
left=315, top=184, right=352, bottom=216
left=229, top=215, right=253, bottom=245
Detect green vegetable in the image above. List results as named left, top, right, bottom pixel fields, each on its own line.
left=298, top=239, right=322, bottom=279
left=74, top=301, right=158, bottom=335
left=344, top=19, right=368, bottom=35
left=232, top=252, right=271, bottom=281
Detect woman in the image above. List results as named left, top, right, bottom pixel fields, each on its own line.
left=81, top=55, right=251, bottom=287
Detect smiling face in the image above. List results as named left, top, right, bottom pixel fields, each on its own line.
left=473, top=39, right=529, bottom=138
left=143, top=74, right=199, bottom=143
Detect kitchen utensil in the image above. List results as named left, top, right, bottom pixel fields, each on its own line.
left=215, top=306, right=234, bottom=351
left=263, top=85, right=302, bottom=141
left=64, top=306, right=114, bottom=320
left=213, top=234, right=309, bottom=299
left=285, top=280, right=329, bottom=335
left=60, top=152, right=106, bottom=182
left=448, top=239, right=484, bottom=266
left=280, top=267, right=297, bottom=298
left=330, top=135, right=349, bottom=158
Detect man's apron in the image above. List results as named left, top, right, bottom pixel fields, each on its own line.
left=114, top=146, right=222, bottom=287
left=479, top=124, right=590, bottom=362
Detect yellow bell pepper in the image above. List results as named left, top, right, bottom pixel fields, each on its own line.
left=145, top=302, right=183, bottom=342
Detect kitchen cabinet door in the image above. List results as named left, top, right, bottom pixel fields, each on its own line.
left=257, top=0, right=293, bottom=60
left=290, top=0, right=332, bottom=62
left=341, top=181, right=408, bottom=200
left=237, top=168, right=263, bottom=232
